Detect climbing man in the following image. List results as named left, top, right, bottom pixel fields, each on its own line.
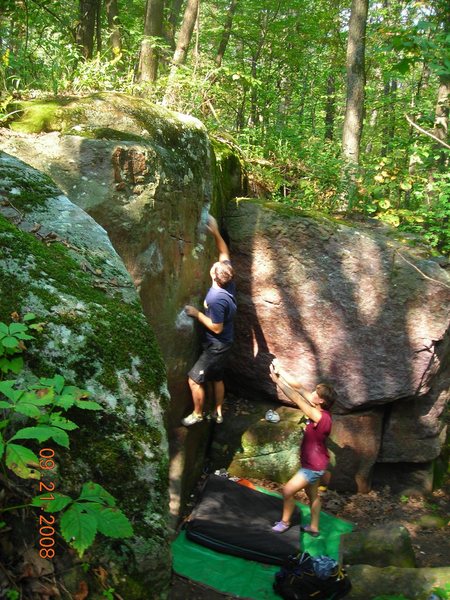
left=269, top=359, right=337, bottom=536
left=182, top=215, right=237, bottom=426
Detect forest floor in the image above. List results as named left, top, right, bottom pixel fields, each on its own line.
left=169, top=474, right=450, bottom=599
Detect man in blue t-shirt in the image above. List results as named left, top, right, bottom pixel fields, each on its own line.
left=182, top=215, right=237, bottom=426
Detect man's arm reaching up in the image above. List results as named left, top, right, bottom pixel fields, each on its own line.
left=207, top=215, right=230, bottom=262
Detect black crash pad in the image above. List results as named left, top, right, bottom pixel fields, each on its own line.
left=185, top=475, right=301, bottom=565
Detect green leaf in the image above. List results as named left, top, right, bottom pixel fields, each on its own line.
left=14, top=332, right=34, bottom=340
left=8, top=323, right=27, bottom=334
left=392, top=57, right=414, bottom=74
left=55, top=396, right=75, bottom=410
left=23, top=313, right=36, bottom=321
left=21, top=389, right=54, bottom=406
left=49, top=413, right=78, bottom=431
left=5, top=443, right=40, bottom=479
left=63, top=385, right=90, bottom=399
left=0, top=323, right=8, bottom=335
left=60, top=504, right=97, bottom=557
left=0, top=356, right=24, bottom=374
left=0, top=380, right=22, bottom=402
left=11, top=425, right=70, bottom=448
left=74, top=399, right=102, bottom=411
left=39, top=375, right=65, bottom=394
left=0, top=400, right=11, bottom=409
left=14, top=402, right=41, bottom=419
left=0, top=437, right=4, bottom=460
left=79, top=482, right=115, bottom=506
left=32, top=492, right=72, bottom=512
left=1, top=336, right=20, bottom=349
left=92, top=506, right=133, bottom=538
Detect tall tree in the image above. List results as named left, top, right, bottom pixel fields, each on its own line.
left=163, top=0, right=199, bottom=106
left=324, top=74, right=336, bottom=140
left=76, top=0, right=99, bottom=59
left=138, top=0, right=164, bottom=82
left=105, top=0, right=121, bottom=57
left=215, top=0, right=239, bottom=68
left=167, top=0, right=185, bottom=48
left=342, top=0, right=369, bottom=167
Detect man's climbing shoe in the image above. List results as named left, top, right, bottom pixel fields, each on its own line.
left=212, top=412, right=223, bottom=424
left=300, top=525, right=320, bottom=537
left=181, top=412, right=203, bottom=426
left=272, top=521, right=290, bottom=533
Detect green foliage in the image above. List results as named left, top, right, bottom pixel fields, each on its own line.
left=432, top=583, right=450, bottom=600
left=32, top=482, right=133, bottom=556
left=1, top=0, right=448, bottom=252
left=0, top=315, right=133, bottom=556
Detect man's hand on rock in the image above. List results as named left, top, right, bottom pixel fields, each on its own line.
left=185, top=305, right=199, bottom=319
left=271, top=358, right=281, bottom=375
left=269, top=363, right=279, bottom=382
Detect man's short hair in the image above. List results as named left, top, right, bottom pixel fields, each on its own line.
left=316, top=383, right=337, bottom=410
left=214, top=261, right=234, bottom=288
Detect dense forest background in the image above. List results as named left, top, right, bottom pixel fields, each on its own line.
left=1, top=0, right=449, bottom=253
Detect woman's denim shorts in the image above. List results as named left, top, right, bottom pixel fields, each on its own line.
left=299, top=468, right=325, bottom=484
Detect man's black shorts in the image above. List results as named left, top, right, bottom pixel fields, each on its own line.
left=188, top=340, right=233, bottom=383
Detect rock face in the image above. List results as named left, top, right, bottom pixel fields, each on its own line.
left=1, top=95, right=217, bottom=417
left=1, top=96, right=246, bottom=515
left=0, top=152, right=170, bottom=598
left=2, top=96, right=448, bottom=500
left=346, top=564, right=450, bottom=600
left=224, top=200, right=450, bottom=491
left=341, top=523, right=416, bottom=568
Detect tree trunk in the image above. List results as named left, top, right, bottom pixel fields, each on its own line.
left=163, top=0, right=199, bottom=106
left=215, top=0, right=239, bottom=67
left=95, top=0, right=102, bottom=54
left=342, top=0, right=369, bottom=166
left=433, top=74, right=449, bottom=167
left=76, top=0, right=98, bottom=59
left=138, top=0, right=164, bottom=82
left=105, top=0, right=121, bottom=57
left=381, top=79, right=397, bottom=157
left=324, top=74, right=336, bottom=141
left=167, top=0, right=185, bottom=48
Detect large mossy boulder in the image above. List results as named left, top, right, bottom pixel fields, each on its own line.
left=346, top=564, right=450, bottom=600
left=341, top=523, right=416, bottom=568
left=209, top=399, right=303, bottom=481
left=0, top=152, right=171, bottom=598
left=1, top=94, right=246, bottom=515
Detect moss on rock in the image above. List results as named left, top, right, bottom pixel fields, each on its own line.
left=0, top=152, right=171, bottom=597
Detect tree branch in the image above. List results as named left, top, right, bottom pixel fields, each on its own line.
left=405, top=113, right=450, bottom=150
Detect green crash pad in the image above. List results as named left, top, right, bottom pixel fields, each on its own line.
left=172, top=486, right=353, bottom=599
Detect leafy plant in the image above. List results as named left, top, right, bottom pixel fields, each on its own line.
left=32, top=482, right=133, bottom=556
left=431, top=583, right=450, bottom=600
left=0, top=315, right=134, bottom=557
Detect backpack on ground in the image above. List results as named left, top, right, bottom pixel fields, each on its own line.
left=273, top=551, right=352, bottom=600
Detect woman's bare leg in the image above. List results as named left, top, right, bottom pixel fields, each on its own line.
left=280, top=471, right=309, bottom=524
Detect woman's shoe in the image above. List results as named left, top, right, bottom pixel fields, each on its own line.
left=300, top=525, right=320, bottom=537
left=272, top=520, right=290, bottom=533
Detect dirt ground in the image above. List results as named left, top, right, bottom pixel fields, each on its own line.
left=169, top=474, right=450, bottom=599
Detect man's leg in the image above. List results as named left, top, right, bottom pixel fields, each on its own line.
left=188, top=377, right=205, bottom=417
left=213, top=380, right=225, bottom=418
left=305, top=481, right=321, bottom=532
